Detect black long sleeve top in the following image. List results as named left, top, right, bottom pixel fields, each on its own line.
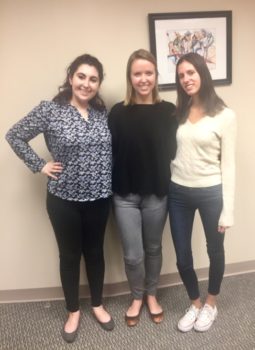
left=108, top=101, right=177, bottom=196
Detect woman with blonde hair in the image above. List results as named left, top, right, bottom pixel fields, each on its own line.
left=108, top=49, right=177, bottom=326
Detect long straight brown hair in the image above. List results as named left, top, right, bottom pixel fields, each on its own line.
left=175, top=52, right=226, bottom=123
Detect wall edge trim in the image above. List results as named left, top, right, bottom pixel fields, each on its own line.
left=1, top=260, right=254, bottom=303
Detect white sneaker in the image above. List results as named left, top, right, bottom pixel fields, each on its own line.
left=178, top=305, right=201, bottom=332
left=194, top=304, right=218, bottom=332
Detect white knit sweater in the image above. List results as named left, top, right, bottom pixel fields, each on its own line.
left=171, top=107, right=236, bottom=227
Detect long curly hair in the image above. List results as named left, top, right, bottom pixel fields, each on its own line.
left=53, top=54, right=105, bottom=111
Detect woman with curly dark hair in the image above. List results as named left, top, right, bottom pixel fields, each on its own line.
left=6, top=54, right=114, bottom=343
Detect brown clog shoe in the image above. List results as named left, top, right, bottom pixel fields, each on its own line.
left=125, top=302, right=143, bottom=327
left=149, top=310, right=164, bottom=324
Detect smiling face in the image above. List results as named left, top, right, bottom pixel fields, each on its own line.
left=177, top=60, right=201, bottom=98
left=130, top=58, right=156, bottom=103
left=69, top=64, right=100, bottom=108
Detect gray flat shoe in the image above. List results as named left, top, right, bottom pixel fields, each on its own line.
left=61, top=326, right=79, bottom=343
left=92, top=309, right=115, bottom=331
left=96, top=316, right=115, bottom=331
left=61, top=316, right=80, bottom=343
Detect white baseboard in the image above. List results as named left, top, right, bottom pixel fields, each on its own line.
left=1, top=260, right=254, bottom=303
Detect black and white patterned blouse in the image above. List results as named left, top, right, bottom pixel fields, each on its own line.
left=6, top=101, right=112, bottom=201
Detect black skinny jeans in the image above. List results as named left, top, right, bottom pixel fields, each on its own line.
left=46, top=192, right=110, bottom=312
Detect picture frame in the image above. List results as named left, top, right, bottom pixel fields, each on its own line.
left=148, top=11, right=232, bottom=90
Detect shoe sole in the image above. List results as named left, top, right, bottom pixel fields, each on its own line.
left=194, top=317, right=217, bottom=332
left=177, top=323, right=194, bottom=332
left=194, top=323, right=213, bottom=332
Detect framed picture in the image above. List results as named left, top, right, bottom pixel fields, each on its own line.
left=148, top=11, right=232, bottom=90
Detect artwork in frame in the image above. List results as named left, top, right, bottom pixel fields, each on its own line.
left=148, top=11, right=232, bottom=90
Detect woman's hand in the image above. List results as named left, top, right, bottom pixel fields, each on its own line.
left=41, top=161, right=63, bottom=180
left=218, top=226, right=229, bottom=234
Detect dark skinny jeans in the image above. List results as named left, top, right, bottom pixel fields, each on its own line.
left=168, top=182, right=225, bottom=300
left=46, top=192, right=110, bottom=312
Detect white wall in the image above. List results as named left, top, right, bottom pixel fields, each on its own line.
left=1, top=0, right=254, bottom=292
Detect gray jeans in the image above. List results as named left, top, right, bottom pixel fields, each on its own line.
left=113, top=193, right=167, bottom=299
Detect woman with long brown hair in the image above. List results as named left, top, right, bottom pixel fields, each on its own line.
left=168, top=52, right=236, bottom=332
